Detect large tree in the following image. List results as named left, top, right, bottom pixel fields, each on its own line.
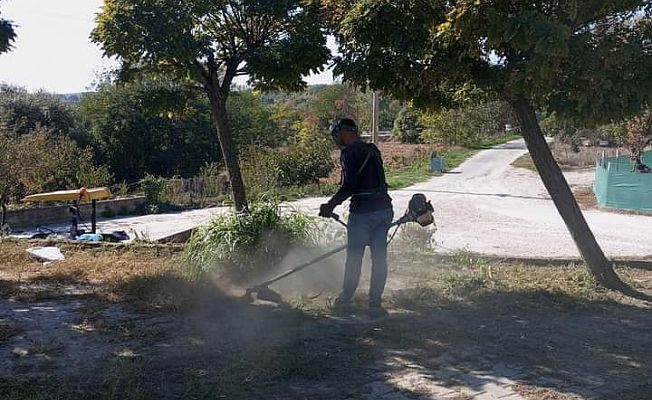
left=92, top=0, right=329, bottom=211
left=0, top=6, right=15, bottom=54
left=78, top=78, right=219, bottom=181
left=325, top=0, right=652, bottom=290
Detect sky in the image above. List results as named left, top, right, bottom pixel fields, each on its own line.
left=0, top=0, right=335, bottom=94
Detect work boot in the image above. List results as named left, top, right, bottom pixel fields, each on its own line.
left=333, top=296, right=353, bottom=311
left=367, top=305, right=389, bottom=319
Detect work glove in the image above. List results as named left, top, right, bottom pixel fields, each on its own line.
left=319, top=203, right=335, bottom=218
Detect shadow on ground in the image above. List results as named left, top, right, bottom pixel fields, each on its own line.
left=1, top=266, right=651, bottom=399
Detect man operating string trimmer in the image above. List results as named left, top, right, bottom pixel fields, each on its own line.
left=243, top=119, right=434, bottom=309
left=319, top=118, right=393, bottom=318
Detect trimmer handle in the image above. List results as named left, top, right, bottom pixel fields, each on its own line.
left=330, top=213, right=348, bottom=228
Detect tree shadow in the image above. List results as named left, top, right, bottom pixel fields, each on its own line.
left=370, top=287, right=652, bottom=399
left=2, top=270, right=651, bottom=399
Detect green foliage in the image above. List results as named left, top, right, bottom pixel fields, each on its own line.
left=0, top=9, right=15, bottom=54
left=141, top=174, right=167, bottom=211
left=241, top=140, right=335, bottom=199
left=392, top=106, right=423, bottom=144
left=540, top=113, right=579, bottom=140
left=420, top=101, right=517, bottom=146
left=0, top=126, right=112, bottom=203
left=0, top=85, right=87, bottom=144
left=93, top=0, right=330, bottom=210
left=266, top=84, right=385, bottom=143
left=184, top=202, right=317, bottom=282
left=78, top=78, right=219, bottom=181
left=328, top=0, right=652, bottom=123
left=228, top=91, right=287, bottom=149
left=273, top=140, right=335, bottom=187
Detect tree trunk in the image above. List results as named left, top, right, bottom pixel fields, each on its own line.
left=508, top=97, right=625, bottom=290
left=208, top=90, right=248, bottom=212
left=1, top=201, right=6, bottom=228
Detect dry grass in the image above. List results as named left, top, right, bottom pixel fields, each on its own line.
left=513, top=143, right=607, bottom=172
left=551, top=142, right=602, bottom=169
left=572, top=186, right=598, bottom=209
left=2, top=240, right=651, bottom=400
left=0, top=240, right=204, bottom=311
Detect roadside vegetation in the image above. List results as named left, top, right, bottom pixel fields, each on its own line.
left=184, top=202, right=317, bottom=282
left=0, top=81, right=519, bottom=215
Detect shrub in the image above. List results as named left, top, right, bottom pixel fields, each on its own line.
left=273, top=139, right=334, bottom=187
left=240, top=147, right=279, bottom=198
left=240, top=140, right=335, bottom=199
left=184, top=202, right=317, bottom=282
left=0, top=126, right=113, bottom=204
left=142, top=174, right=167, bottom=208
left=392, top=106, right=424, bottom=143
left=420, top=101, right=516, bottom=146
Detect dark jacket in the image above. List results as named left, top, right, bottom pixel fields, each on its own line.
left=327, top=140, right=392, bottom=214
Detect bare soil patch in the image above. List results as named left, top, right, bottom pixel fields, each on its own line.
left=1, top=241, right=650, bottom=399
left=572, top=186, right=598, bottom=210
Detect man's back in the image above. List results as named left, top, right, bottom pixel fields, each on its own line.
left=339, top=140, right=392, bottom=213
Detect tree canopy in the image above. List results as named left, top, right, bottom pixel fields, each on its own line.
left=325, top=0, right=652, bottom=122
left=0, top=7, right=15, bottom=54
left=0, top=85, right=83, bottom=141
left=77, top=78, right=219, bottom=181
left=93, top=0, right=331, bottom=210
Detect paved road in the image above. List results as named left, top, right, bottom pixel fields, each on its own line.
left=24, top=140, right=652, bottom=258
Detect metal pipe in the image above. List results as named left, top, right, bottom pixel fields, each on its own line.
left=91, top=200, right=97, bottom=233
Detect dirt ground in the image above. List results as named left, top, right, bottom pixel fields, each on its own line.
left=1, top=240, right=651, bottom=400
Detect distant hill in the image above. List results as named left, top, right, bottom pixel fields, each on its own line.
left=57, top=92, right=92, bottom=103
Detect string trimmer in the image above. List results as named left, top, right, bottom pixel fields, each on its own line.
left=243, top=194, right=435, bottom=304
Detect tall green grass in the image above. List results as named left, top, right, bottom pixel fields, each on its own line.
left=184, top=201, right=317, bottom=282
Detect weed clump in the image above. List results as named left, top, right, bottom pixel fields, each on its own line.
left=184, top=202, right=317, bottom=283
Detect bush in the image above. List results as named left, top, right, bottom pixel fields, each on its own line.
left=273, top=139, right=334, bottom=187
left=142, top=174, right=167, bottom=208
left=420, top=101, right=516, bottom=146
left=240, top=147, right=279, bottom=198
left=0, top=126, right=113, bottom=204
left=184, top=202, right=317, bottom=282
left=240, top=140, right=335, bottom=199
left=392, top=106, right=424, bottom=143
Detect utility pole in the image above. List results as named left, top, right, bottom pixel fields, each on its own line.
left=371, top=91, right=380, bottom=143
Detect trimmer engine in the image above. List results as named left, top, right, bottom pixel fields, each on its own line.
left=406, top=194, right=435, bottom=227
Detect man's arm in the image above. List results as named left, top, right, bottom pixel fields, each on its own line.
left=320, top=147, right=362, bottom=215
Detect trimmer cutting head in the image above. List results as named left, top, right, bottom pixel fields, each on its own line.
left=243, top=286, right=284, bottom=304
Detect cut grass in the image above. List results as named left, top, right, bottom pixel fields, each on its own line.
left=2, top=241, right=651, bottom=400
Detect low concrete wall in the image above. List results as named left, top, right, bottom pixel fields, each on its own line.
left=3, top=197, right=146, bottom=230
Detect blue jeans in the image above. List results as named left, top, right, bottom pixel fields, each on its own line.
left=341, top=208, right=394, bottom=307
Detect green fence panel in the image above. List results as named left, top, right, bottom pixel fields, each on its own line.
left=594, top=151, right=652, bottom=212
